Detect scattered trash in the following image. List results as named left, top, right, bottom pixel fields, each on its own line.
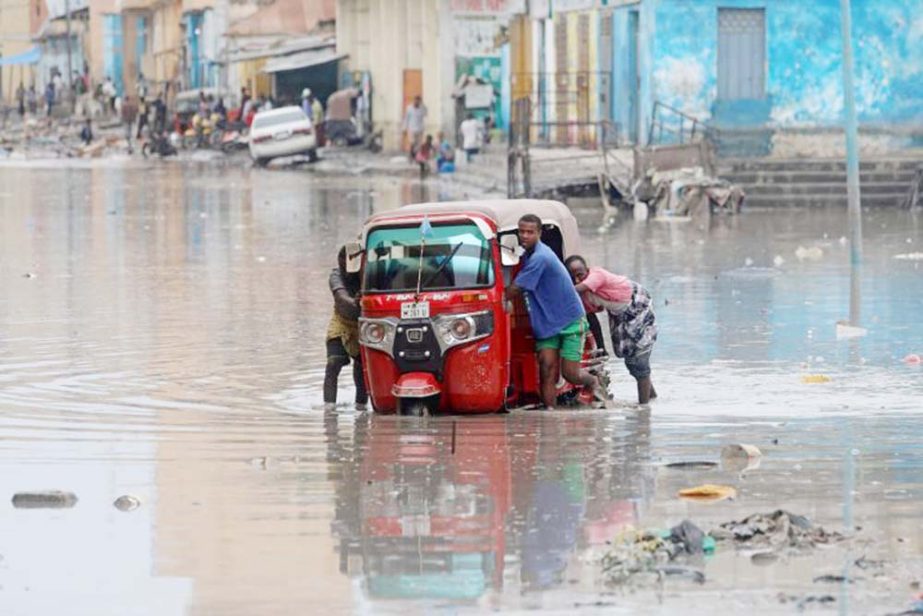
left=721, top=444, right=762, bottom=472
left=665, top=461, right=718, bottom=470
left=601, top=520, right=709, bottom=586
left=655, top=565, right=705, bottom=584
left=711, top=510, right=845, bottom=550
left=677, top=484, right=737, bottom=502
left=854, top=555, right=885, bottom=570
left=801, top=374, right=831, bottom=384
left=721, top=444, right=762, bottom=460
left=744, top=257, right=754, bottom=267
left=894, top=253, right=923, bottom=261
left=795, top=246, right=824, bottom=261
left=813, top=574, right=854, bottom=584
left=12, top=490, right=78, bottom=509
left=773, top=255, right=785, bottom=267
left=836, top=320, right=868, bottom=339
left=903, top=354, right=922, bottom=365
left=22, top=272, right=36, bottom=278
left=669, top=520, right=706, bottom=554
left=113, top=495, right=141, bottom=512
left=778, top=593, right=836, bottom=608
left=751, top=551, right=779, bottom=566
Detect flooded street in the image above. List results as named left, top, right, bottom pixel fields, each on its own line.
left=1, top=163, right=922, bottom=615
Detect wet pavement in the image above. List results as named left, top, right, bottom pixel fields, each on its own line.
left=1, top=162, right=922, bottom=615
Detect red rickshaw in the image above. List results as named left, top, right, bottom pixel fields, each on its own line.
left=347, top=199, right=605, bottom=416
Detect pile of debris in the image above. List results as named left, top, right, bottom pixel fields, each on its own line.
left=711, top=509, right=845, bottom=551
left=601, top=510, right=846, bottom=588
left=634, top=166, right=745, bottom=217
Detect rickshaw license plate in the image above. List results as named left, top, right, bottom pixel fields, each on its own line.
left=401, top=301, right=430, bottom=319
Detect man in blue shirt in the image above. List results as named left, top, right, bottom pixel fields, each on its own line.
left=506, top=214, right=604, bottom=409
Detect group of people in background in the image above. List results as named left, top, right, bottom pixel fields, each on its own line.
left=402, top=96, right=493, bottom=175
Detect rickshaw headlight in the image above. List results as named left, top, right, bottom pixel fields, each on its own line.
left=450, top=317, right=473, bottom=341
left=435, top=311, right=493, bottom=348
left=364, top=322, right=385, bottom=344
left=365, top=323, right=385, bottom=344
left=360, top=319, right=395, bottom=352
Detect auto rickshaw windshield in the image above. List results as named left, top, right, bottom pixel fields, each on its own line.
left=364, top=223, right=494, bottom=292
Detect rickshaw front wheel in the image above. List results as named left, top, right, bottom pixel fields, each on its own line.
left=397, top=397, right=435, bottom=417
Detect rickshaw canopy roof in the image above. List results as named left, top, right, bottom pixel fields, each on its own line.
left=361, top=199, right=581, bottom=254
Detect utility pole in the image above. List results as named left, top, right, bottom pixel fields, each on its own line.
left=840, top=0, right=862, bottom=325
left=65, top=0, right=74, bottom=112
left=840, top=0, right=863, bottom=326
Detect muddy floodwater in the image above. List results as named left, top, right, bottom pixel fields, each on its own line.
left=1, top=163, right=922, bottom=615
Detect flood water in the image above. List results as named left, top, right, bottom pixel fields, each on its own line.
left=1, top=163, right=922, bottom=615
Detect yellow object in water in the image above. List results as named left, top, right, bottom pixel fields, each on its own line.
left=677, top=484, right=737, bottom=502
left=801, top=374, right=831, bottom=384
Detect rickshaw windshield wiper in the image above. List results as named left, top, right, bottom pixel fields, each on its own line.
left=420, top=241, right=465, bottom=290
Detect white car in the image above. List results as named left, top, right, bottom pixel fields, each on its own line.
left=249, top=106, right=318, bottom=165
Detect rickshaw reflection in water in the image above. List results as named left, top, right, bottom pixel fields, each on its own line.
left=347, top=199, right=608, bottom=416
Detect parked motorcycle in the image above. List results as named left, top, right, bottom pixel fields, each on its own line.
left=216, top=120, right=249, bottom=154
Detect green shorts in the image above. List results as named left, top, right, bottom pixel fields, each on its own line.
left=535, top=317, right=587, bottom=362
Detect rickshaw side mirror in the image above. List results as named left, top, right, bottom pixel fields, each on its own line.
left=345, top=241, right=363, bottom=273
left=499, top=234, right=522, bottom=267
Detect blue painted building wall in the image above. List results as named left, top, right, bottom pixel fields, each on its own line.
left=606, top=0, right=922, bottom=142
left=185, top=12, right=203, bottom=90
left=102, top=15, right=124, bottom=95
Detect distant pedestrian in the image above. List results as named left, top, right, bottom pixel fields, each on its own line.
left=415, top=134, right=434, bottom=176
left=121, top=95, right=138, bottom=153
left=136, top=73, right=148, bottom=100
left=136, top=96, right=149, bottom=139
left=402, top=95, right=426, bottom=161
left=102, top=76, right=117, bottom=114
left=16, top=83, right=25, bottom=118
left=310, top=94, right=324, bottom=145
left=27, top=86, right=37, bottom=115
left=152, top=95, right=167, bottom=133
left=565, top=255, right=658, bottom=405
left=80, top=118, right=93, bottom=145
left=460, top=112, right=482, bottom=162
left=436, top=131, right=455, bottom=171
left=238, top=87, right=250, bottom=122
left=45, top=82, right=55, bottom=117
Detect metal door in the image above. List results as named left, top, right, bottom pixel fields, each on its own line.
left=717, top=8, right=765, bottom=100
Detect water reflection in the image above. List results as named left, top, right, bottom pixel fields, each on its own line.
left=330, top=411, right=654, bottom=604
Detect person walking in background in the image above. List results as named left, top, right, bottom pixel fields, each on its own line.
left=324, top=246, right=368, bottom=411
left=103, top=76, right=117, bottom=114
left=27, top=85, right=37, bottom=115
left=565, top=255, right=658, bottom=404
left=460, top=112, right=482, bottom=162
left=136, top=73, right=148, bottom=100
left=310, top=92, right=324, bottom=146
left=16, top=83, right=25, bottom=118
left=121, top=95, right=138, bottom=154
left=136, top=96, right=149, bottom=139
left=44, top=82, right=55, bottom=117
left=402, top=95, right=427, bottom=161
left=415, top=134, right=434, bottom=176
left=152, top=94, right=167, bottom=134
